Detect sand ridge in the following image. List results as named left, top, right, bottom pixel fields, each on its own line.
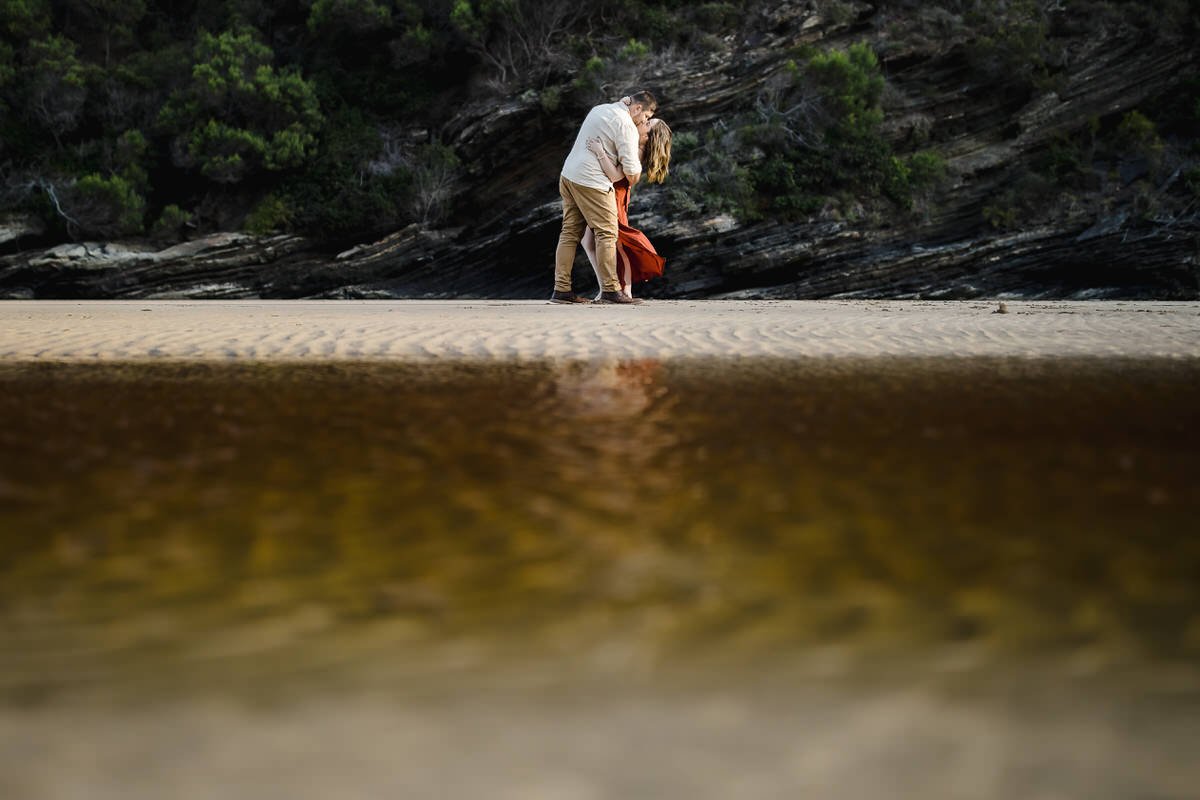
left=0, top=300, right=1197, bottom=361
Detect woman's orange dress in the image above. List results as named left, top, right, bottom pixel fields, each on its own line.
left=613, top=179, right=665, bottom=286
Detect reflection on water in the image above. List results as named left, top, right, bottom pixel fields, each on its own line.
left=1, top=357, right=1199, bottom=797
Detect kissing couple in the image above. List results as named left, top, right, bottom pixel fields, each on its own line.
left=550, top=90, right=673, bottom=305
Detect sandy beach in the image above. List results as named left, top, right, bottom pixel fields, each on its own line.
left=1, top=299, right=1198, bottom=361
left=3, top=300, right=1200, bottom=799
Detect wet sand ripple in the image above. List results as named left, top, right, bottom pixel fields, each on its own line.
left=1, top=300, right=1197, bottom=361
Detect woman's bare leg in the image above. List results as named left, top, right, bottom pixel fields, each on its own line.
left=617, top=245, right=634, bottom=299
left=581, top=227, right=602, bottom=299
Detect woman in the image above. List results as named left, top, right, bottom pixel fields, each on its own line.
left=582, top=116, right=672, bottom=301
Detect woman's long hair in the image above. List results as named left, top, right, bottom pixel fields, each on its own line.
left=642, top=120, right=672, bottom=184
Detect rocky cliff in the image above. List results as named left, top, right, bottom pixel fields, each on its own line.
left=2, top=2, right=1197, bottom=300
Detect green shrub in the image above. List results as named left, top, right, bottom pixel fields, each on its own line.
left=23, top=35, right=90, bottom=145
left=307, top=0, right=392, bottom=33
left=664, top=126, right=758, bottom=221
left=114, top=129, right=150, bottom=189
left=690, top=2, right=739, bottom=30
left=186, top=121, right=265, bottom=184
left=409, top=142, right=460, bottom=224
left=158, top=27, right=323, bottom=184
left=907, top=151, right=947, bottom=190
left=1115, top=110, right=1160, bottom=151
left=983, top=203, right=1019, bottom=230
left=964, top=0, right=1051, bottom=88
left=672, top=130, right=700, bottom=154
left=1116, top=109, right=1154, bottom=140
left=669, top=41, right=918, bottom=222
left=150, top=204, right=192, bottom=242
left=1060, top=0, right=1198, bottom=36
left=1112, top=109, right=1165, bottom=178
left=619, top=38, right=650, bottom=60
left=449, top=0, right=484, bottom=41
left=1183, top=166, right=1200, bottom=198
left=621, top=2, right=673, bottom=43
left=981, top=171, right=1057, bottom=229
left=1, top=0, right=52, bottom=39
left=279, top=109, right=412, bottom=237
left=751, top=156, right=822, bottom=218
left=1040, top=135, right=1087, bottom=182
left=450, top=0, right=582, bottom=86
left=807, top=43, right=884, bottom=128
left=539, top=85, right=562, bottom=114
left=819, top=0, right=860, bottom=28
left=0, top=41, right=15, bottom=90
left=571, top=40, right=655, bottom=104
left=882, top=155, right=912, bottom=207
left=802, top=43, right=907, bottom=203
left=65, top=172, right=145, bottom=237
left=572, top=55, right=606, bottom=93
left=244, top=194, right=294, bottom=235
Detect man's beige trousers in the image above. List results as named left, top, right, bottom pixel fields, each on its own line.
left=555, top=175, right=620, bottom=293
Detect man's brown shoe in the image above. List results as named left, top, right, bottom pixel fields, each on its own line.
left=550, top=290, right=592, bottom=304
left=598, top=291, right=643, bottom=305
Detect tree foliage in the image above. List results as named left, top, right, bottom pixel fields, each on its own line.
left=668, top=42, right=914, bottom=222
left=23, top=35, right=90, bottom=146
left=307, top=0, right=393, bottom=34
left=0, top=0, right=1195, bottom=244
left=0, top=0, right=51, bottom=39
left=450, top=0, right=582, bottom=86
left=67, top=172, right=146, bottom=236
left=158, top=28, right=323, bottom=183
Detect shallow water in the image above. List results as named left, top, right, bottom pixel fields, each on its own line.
left=1, top=357, right=1198, bottom=797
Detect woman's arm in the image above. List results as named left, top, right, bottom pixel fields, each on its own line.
left=587, top=137, right=628, bottom=184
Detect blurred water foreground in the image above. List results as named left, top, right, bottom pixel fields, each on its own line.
left=1, top=357, right=1198, bottom=799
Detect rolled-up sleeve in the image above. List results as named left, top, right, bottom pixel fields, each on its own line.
left=613, top=118, right=642, bottom=177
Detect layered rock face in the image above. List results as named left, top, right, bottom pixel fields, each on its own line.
left=2, top=3, right=1197, bottom=300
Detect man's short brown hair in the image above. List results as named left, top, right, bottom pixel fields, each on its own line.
left=629, top=90, right=658, bottom=112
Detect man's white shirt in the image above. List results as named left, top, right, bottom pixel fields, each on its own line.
left=560, top=102, right=641, bottom=191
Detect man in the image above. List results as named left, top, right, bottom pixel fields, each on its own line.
left=551, top=91, right=656, bottom=305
